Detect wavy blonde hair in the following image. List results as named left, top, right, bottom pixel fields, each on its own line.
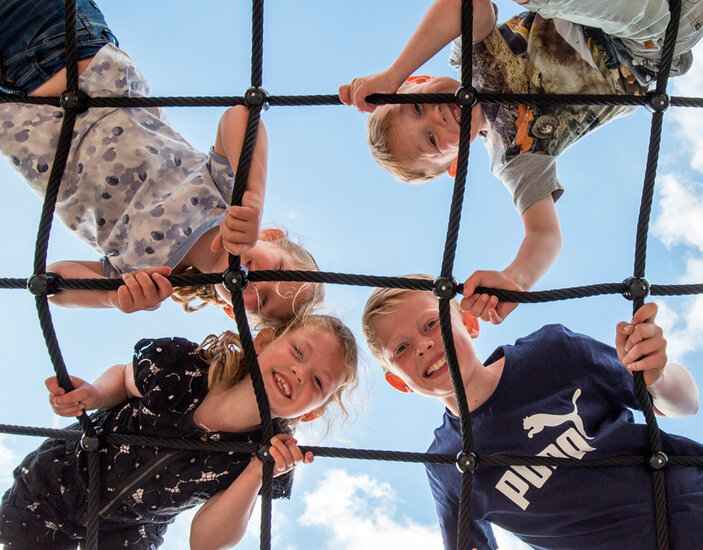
left=172, top=228, right=325, bottom=329
left=197, top=314, right=358, bottom=429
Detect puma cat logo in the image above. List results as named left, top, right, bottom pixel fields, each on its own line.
left=522, top=389, right=593, bottom=440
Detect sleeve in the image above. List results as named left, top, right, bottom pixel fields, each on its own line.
left=426, top=464, right=498, bottom=550
left=562, top=328, right=641, bottom=411
left=497, top=152, right=564, bottom=214
left=132, top=337, right=203, bottom=411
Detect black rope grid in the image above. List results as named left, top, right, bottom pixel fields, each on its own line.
left=2, top=0, right=703, bottom=549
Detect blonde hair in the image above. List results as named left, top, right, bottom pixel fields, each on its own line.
left=362, top=274, right=462, bottom=372
left=198, top=313, right=358, bottom=430
left=171, top=228, right=325, bottom=329
left=366, top=84, right=450, bottom=184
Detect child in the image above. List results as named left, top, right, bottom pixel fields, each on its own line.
left=341, top=0, right=703, bottom=325
left=0, top=313, right=358, bottom=549
left=362, top=281, right=702, bottom=550
left=0, top=0, right=322, bottom=325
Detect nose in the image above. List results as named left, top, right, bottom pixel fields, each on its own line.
left=290, top=364, right=305, bottom=384
left=416, top=339, right=434, bottom=357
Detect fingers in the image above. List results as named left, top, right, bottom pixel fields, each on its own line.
left=338, top=84, right=352, bottom=106
left=116, top=268, right=173, bottom=313
left=268, top=434, right=312, bottom=477
left=461, top=293, right=499, bottom=323
left=218, top=202, right=261, bottom=256
left=632, top=302, right=658, bottom=325
left=46, top=376, right=88, bottom=417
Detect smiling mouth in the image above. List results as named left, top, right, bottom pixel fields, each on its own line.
left=273, top=372, right=291, bottom=398
left=448, top=104, right=462, bottom=126
left=424, top=356, right=447, bottom=378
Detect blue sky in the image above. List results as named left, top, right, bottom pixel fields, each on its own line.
left=1, top=1, right=703, bottom=549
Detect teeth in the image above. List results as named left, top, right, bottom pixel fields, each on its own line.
left=450, top=104, right=461, bottom=125
left=274, top=373, right=291, bottom=397
left=425, top=357, right=447, bottom=377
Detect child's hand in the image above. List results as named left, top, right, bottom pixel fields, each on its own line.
left=615, top=302, right=667, bottom=386
left=45, top=375, right=99, bottom=417
left=462, top=270, right=522, bottom=325
left=252, top=434, right=314, bottom=479
left=210, top=192, right=263, bottom=256
left=339, top=70, right=403, bottom=113
left=107, top=266, right=173, bottom=313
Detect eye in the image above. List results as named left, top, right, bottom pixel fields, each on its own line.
left=393, top=342, right=408, bottom=357
left=260, top=295, right=269, bottom=310
left=292, top=345, right=304, bottom=359
left=314, top=375, right=324, bottom=392
left=428, top=132, right=437, bottom=148
left=412, top=103, right=421, bottom=115
left=425, top=318, right=438, bottom=331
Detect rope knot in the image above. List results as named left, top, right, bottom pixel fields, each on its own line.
left=244, top=87, right=270, bottom=110
left=60, top=90, right=88, bottom=113
left=27, top=272, right=60, bottom=297
left=222, top=266, right=249, bottom=293
left=622, top=277, right=650, bottom=300
left=433, top=277, right=458, bottom=299
left=456, top=451, right=479, bottom=473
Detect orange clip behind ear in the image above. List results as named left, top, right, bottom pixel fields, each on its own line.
left=462, top=311, right=480, bottom=339
left=259, top=228, right=286, bottom=242
left=385, top=372, right=413, bottom=393
left=222, top=305, right=236, bottom=321
left=405, top=75, right=432, bottom=85
left=300, top=410, right=323, bottom=422
left=448, top=158, right=458, bottom=178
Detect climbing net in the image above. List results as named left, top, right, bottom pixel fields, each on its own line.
left=2, top=0, right=703, bottom=548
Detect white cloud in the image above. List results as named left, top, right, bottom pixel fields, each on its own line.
left=298, top=468, right=530, bottom=550
left=0, top=436, right=16, bottom=483
left=670, top=42, right=703, bottom=171
left=299, top=468, right=441, bottom=549
left=652, top=175, right=703, bottom=251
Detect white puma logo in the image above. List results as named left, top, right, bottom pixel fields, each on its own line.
left=522, top=389, right=593, bottom=440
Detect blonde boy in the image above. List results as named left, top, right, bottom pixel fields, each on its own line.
left=362, top=283, right=702, bottom=549
left=343, top=0, right=703, bottom=325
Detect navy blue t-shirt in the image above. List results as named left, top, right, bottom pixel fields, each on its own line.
left=426, top=325, right=703, bottom=550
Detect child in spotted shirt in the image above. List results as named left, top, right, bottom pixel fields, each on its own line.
left=0, top=0, right=322, bottom=326
left=0, top=314, right=358, bottom=549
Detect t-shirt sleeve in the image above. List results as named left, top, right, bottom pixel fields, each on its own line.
left=498, top=152, right=564, bottom=214
left=132, top=337, right=204, bottom=412
left=426, top=464, right=498, bottom=550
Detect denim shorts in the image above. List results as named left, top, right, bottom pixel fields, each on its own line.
left=0, top=0, right=118, bottom=95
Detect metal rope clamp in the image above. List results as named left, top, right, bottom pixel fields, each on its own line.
left=256, top=444, right=274, bottom=463
left=244, top=87, right=270, bottom=111
left=647, top=92, right=670, bottom=113
left=648, top=450, right=669, bottom=471
left=80, top=430, right=102, bottom=453
left=60, top=89, right=89, bottom=114
left=222, top=266, right=249, bottom=293
left=456, top=451, right=479, bottom=474
left=455, top=86, right=477, bottom=109
left=27, top=272, right=60, bottom=297
left=433, top=276, right=458, bottom=299
left=622, top=277, right=650, bottom=300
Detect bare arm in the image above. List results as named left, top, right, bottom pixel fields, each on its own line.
left=46, top=261, right=172, bottom=313
left=462, top=195, right=562, bottom=324
left=190, top=435, right=312, bottom=550
left=210, top=105, right=269, bottom=256
left=46, top=361, right=142, bottom=416
left=340, top=0, right=497, bottom=111
left=616, top=303, right=699, bottom=418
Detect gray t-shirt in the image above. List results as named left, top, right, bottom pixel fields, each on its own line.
left=450, top=12, right=646, bottom=214
left=0, top=43, right=234, bottom=276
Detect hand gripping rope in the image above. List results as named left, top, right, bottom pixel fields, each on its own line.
left=2, top=0, right=703, bottom=548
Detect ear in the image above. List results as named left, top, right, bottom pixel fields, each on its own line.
left=384, top=372, right=413, bottom=393
left=300, top=409, right=323, bottom=422
left=447, top=158, right=458, bottom=178
left=405, top=75, right=432, bottom=85
left=259, top=228, right=286, bottom=242
left=462, top=311, right=480, bottom=339
left=254, top=327, right=275, bottom=354
left=222, top=305, right=236, bottom=321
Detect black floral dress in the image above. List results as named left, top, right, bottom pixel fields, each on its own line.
left=0, top=337, right=292, bottom=549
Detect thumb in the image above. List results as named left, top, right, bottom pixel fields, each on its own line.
left=210, top=231, right=224, bottom=252
left=338, top=84, right=351, bottom=105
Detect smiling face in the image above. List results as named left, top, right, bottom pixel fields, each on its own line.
left=372, top=292, right=480, bottom=404
left=257, top=325, right=347, bottom=419
left=382, top=76, right=484, bottom=179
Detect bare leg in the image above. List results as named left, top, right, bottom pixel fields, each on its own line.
left=27, top=57, right=94, bottom=97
